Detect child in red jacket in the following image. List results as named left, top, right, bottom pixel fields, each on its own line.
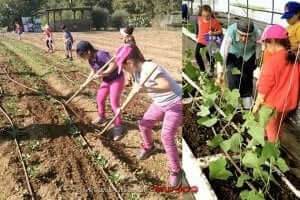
left=253, top=25, right=300, bottom=142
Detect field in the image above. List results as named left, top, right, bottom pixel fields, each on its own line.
left=0, top=28, right=183, bottom=200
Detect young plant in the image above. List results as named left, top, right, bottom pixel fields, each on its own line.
left=183, top=49, right=290, bottom=200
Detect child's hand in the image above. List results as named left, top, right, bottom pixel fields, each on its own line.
left=215, top=73, right=224, bottom=87
left=252, top=103, right=260, bottom=114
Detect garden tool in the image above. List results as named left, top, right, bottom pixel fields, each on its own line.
left=97, top=65, right=158, bottom=136
left=65, top=56, right=115, bottom=104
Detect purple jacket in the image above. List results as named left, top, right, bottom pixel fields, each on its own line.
left=88, top=50, right=123, bottom=83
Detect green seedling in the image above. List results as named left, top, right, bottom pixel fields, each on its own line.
left=27, top=164, right=39, bottom=178
left=89, top=152, right=109, bottom=168
left=183, top=49, right=289, bottom=199
left=23, top=153, right=31, bottom=163
left=68, top=125, right=81, bottom=136
left=109, top=172, right=124, bottom=184
left=24, top=140, right=39, bottom=151
left=74, top=137, right=83, bottom=147
left=129, top=193, right=141, bottom=200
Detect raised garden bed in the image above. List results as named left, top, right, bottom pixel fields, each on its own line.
left=182, top=48, right=300, bottom=200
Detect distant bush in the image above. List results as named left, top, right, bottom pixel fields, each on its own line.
left=92, top=7, right=109, bottom=30
left=111, top=10, right=128, bottom=29
left=128, top=14, right=151, bottom=27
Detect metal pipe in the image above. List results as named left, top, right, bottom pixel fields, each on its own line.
left=271, top=0, right=274, bottom=24
left=246, top=0, right=249, bottom=17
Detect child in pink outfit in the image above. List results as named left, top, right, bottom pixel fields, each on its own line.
left=76, top=41, right=125, bottom=141
left=115, top=44, right=183, bottom=188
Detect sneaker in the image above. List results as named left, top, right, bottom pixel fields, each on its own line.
left=65, top=55, right=69, bottom=59
left=168, top=170, right=183, bottom=188
left=92, top=116, right=106, bottom=125
left=69, top=57, right=73, bottom=61
left=242, top=97, right=253, bottom=110
left=136, top=145, right=156, bottom=160
left=113, top=126, right=123, bottom=141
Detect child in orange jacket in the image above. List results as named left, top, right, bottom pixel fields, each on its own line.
left=253, top=25, right=300, bottom=142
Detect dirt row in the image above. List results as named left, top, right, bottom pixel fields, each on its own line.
left=11, top=29, right=182, bottom=82
left=0, top=35, right=183, bottom=199
left=0, top=56, right=121, bottom=199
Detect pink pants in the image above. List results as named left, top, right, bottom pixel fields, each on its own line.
left=139, top=99, right=182, bottom=172
left=96, top=75, right=125, bottom=127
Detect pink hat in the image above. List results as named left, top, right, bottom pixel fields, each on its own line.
left=115, top=44, right=133, bottom=74
left=259, top=24, right=288, bottom=43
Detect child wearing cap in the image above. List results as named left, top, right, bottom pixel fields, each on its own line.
left=216, top=19, right=261, bottom=109
left=62, top=25, right=74, bottom=60
left=195, top=5, right=223, bottom=74
left=43, top=25, right=54, bottom=53
left=76, top=41, right=125, bottom=141
left=253, top=24, right=300, bottom=142
left=282, top=1, right=300, bottom=51
left=115, top=44, right=183, bottom=187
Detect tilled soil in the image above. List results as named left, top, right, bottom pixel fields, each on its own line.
left=0, top=35, right=182, bottom=199
left=0, top=62, right=120, bottom=200
left=14, top=29, right=182, bottom=82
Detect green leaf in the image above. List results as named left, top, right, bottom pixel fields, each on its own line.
left=230, top=133, right=243, bottom=153
left=197, top=116, right=218, bottom=127
left=258, top=106, right=274, bottom=128
left=184, top=49, right=193, bottom=59
left=242, top=152, right=262, bottom=168
left=247, top=120, right=265, bottom=146
left=183, top=84, right=194, bottom=95
left=276, top=158, right=289, bottom=173
left=208, top=134, right=224, bottom=148
left=220, top=139, right=231, bottom=152
left=262, top=142, right=280, bottom=160
left=209, top=158, right=233, bottom=180
left=197, top=105, right=210, bottom=117
left=214, top=51, right=223, bottom=64
left=236, top=174, right=251, bottom=188
left=232, top=67, right=241, bottom=75
left=240, top=190, right=265, bottom=200
left=203, top=92, right=218, bottom=105
left=220, top=133, right=242, bottom=153
left=247, top=139, right=260, bottom=149
left=253, top=167, right=271, bottom=183
left=200, top=47, right=208, bottom=62
left=223, top=88, right=240, bottom=107
left=183, top=60, right=200, bottom=81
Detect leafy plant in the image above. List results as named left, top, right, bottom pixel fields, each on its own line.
left=109, top=172, right=124, bottom=184
left=68, top=125, right=81, bottom=136
left=89, top=152, right=109, bottom=168
left=183, top=49, right=290, bottom=199
left=27, top=164, right=39, bottom=178
left=24, top=140, right=39, bottom=151
left=129, top=193, right=141, bottom=200
left=111, top=10, right=129, bottom=29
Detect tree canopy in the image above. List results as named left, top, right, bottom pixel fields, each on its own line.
left=0, top=0, right=181, bottom=28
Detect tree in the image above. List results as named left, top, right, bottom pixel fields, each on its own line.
left=0, top=0, right=47, bottom=28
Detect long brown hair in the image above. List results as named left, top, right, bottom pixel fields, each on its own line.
left=125, top=44, right=145, bottom=64
left=265, top=38, right=300, bottom=64
left=198, top=4, right=215, bottom=18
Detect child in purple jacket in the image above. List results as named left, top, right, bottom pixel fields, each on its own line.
left=76, top=41, right=125, bottom=141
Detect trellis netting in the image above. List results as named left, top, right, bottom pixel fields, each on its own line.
left=183, top=0, right=290, bottom=26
